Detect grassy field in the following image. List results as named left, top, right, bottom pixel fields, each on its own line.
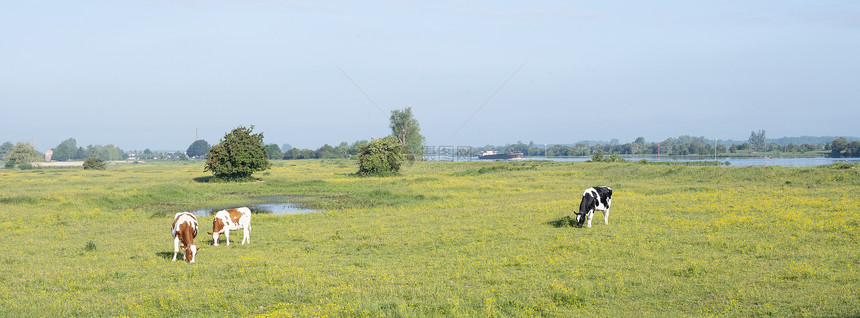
left=0, top=160, right=858, bottom=317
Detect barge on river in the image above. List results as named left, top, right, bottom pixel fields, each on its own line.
left=478, top=150, right=524, bottom=160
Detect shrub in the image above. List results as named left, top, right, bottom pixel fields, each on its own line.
left=826, top=162, right=856, bottom=170
left=204, top=125, right=271, bottom=182
left=358, top=136, right=405, bottom=176
left=591, top=151, right=624, bottom=162
left=83, top=157, right=107, bottom=170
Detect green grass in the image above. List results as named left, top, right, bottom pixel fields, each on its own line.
left=0, top=160, right=858, bottom=317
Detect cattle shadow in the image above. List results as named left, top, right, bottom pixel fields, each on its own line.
left=546, top=216, right=578, bottom=228
left=155, top=252, right=174, bottom=260
left=193, top=176, right=213, bottom=183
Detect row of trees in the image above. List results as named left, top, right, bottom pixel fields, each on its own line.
left=279, top=141, right=367, bottom=160
left=486, top=140, right=825, bottom=158
left=1, top=139, right=126, bottom=162
left=1, top=138, right=201, bottom=169
left=186, top=140, right=368, bottom=161
left=133, top=149, right=188, bottom=160
left=829, top=137, right=860, bottom=158
left=51, top=138, right=125, bottom=161
left=1, top=140, right=128, bottom=168
left=479, top=132, right=844, bottom=158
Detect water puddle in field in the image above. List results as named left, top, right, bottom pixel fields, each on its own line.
left=191, top=196, right=320, bottom=216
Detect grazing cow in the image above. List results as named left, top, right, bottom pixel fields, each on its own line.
left=172, top=212, right=199, bottom=262
left=207, top=207, right=251, bottom=246
left=573, top=186, right=613, bottom=228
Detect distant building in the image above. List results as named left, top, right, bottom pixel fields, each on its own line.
left=45, top=149, right=53, bottom=161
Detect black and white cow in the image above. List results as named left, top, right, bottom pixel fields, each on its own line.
left=573, top=186, right=612, bottom=228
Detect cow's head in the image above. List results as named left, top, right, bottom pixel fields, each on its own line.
left=183, top=244, right=199, bottom=263
left=208, top=217, right=225, bottom=244
left=576, top=191, right=596, bottom=228
left=574, top=212, right=586, bottom=228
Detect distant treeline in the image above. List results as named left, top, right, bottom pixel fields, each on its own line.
left=128, top=149, right=188, bottom=161
left=764, top=136, right=859, bottom=146
left=272, top=141, right=369, bottom=160
left=478, top=135, right=860, bottom=158
left=5, top=134, right=859, bottom=165
left=1, top=139, right=125, bottom=162
left=533, top=135, right=860, bottom=148
left=0, top=138, right=188, bottom=163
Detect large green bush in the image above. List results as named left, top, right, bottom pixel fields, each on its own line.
left=357, top=136, right=405, bottom=176
left=204, top=125, right=271, bottom=182
left=82, top=157, right=107, bottom=170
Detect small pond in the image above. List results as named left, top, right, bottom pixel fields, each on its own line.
left=191, top=196, right=320, bottom=216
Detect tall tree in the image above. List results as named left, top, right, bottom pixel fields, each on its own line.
left=266, top=144, right=282, bottom=160
left=74, top=147, right=86, bottom=160
left=335, top=142, right=349, bottom=158
left=204, top=125, right=271, bottom=181
left=186, top=139, right=210, bottom=158
left=0, top=141, right=14, bottom=160
left=349, top=140, right=369, bottom=156
left=52, top=138, right=77, bottom=161
left=749, top=130, right=767, bottom=150
left=78, top=144, right=124, bottom=161
left=316, top=144, right=338, bottom=159
left=847, top=141, right=860, bottom=157
left=389, top=106, right=426, bottom=160
left=5, top=142, right=41, bottom=168
left=830, top=137, right=849, bottom=158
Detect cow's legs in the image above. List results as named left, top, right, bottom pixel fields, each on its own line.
left=241, top=227, right=249, bottom=244
left=586, top=210, right=594, bottom=228
left=603, top=209, right=609, bottom=225
left=173, top=236, right=179, bottom=261
left=225, top=230, right=230, bottom=245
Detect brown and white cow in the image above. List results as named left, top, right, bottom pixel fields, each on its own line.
left=207, top=207, right=251, bottom=246
left=172, top=212, right=199, bottom=263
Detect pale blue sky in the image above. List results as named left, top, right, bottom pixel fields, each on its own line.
left=2, top=1, right=858, bottom=151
